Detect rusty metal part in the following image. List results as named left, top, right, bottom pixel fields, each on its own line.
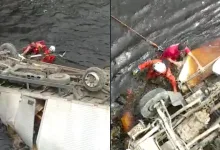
left=184, top=56, right=220, bottom=84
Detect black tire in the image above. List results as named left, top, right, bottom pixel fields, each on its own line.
left=137, top=88, right=169, bottom=118
left=47, top=73, right=71, bottom=84
left=138, top=88, right=166, bottom=110
left=0, top=43, right=19, bottom=58
left=82, top=67, right=106, bottom=92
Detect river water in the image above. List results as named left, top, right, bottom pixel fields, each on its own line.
left=111, top=0, right=220, bottom=102
left=0, top=0, right=110, bottom=149
left=0, top=0, right=110, bottom=69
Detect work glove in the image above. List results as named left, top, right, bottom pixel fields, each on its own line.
left=176, top=61, right=183, bottom=69
left=18, top=54, right=26, bottom=61
left=198, top=66, right=205, bottom=73
left=157, top=46, right=163, bottom=52
left=132, top=68, right=140, bottom=76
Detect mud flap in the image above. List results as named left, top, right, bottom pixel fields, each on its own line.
left=138, top=88, right=166, bottom=110
left=167, top=91, right=186, bottom=106
left=14, top=95, right=36, bottom=148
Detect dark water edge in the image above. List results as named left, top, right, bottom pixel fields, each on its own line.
left=0, top=0, right=110, bottom=69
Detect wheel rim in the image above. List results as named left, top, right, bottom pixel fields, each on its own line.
left=84, top=72, right=100, bottom=88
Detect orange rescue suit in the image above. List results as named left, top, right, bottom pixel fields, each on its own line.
left=138, top=59, right=177, bottom=92
left=22, top=41, right=56, bottom=63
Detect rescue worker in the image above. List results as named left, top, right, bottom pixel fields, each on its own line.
left=133, top=59, right=177, bottom=92
left=40, top=45, right=56, bottom=63
left=19, top=41, right=56, bottom=63
left=160, top=43, right=204, bottom=71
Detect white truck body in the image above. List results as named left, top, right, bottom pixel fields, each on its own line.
left=0, top=86, right=110, bottom=150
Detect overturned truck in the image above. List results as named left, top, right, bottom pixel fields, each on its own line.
left=0, top=43, right=110, bottom=150
left=126, top=39, right=220, bottom=150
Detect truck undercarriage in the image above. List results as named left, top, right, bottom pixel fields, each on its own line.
left=128, top=75, right=220, bottom=150
left=111, top=39, right=220, bottom=150
left=0, top=43, right=110, bottom=150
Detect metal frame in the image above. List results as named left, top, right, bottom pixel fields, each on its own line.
left=0, top=55, right=110, bottom=103
left=0, top=74, right=79, bottom=89
left=0, top=74, right=81, bottom=98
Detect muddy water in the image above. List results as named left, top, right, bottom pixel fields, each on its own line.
left=0, top=0, right=110, bottom=69
left=111, top=0, right=220, bottom=102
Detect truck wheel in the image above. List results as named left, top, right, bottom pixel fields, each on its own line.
left=0, top=43, right=19, bottom=58
left=47, top=73, right=71, bottom=84
left=82, top=67, right=106, bottom=92
left=138, top=88, right=166, bottom=110
left=138, top=88, right=170, bottom=118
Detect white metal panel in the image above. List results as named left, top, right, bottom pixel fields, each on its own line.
left=14, top=96, right=36, bottom=148
left=0, top=93, right=7, bottom=125
left=139, top=137, right=160, bottom=150
left=212, top=58, right=220, bottom=75
left=37, top=98, right=110, bottom=150
left=5, top=93, right=20, bottom=127
left=0, top=92, right=20, bottom=126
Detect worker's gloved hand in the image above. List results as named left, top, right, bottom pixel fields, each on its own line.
left=176, top=61, right=183, bottom=69
left=18, top=54, right=26, bottom=61
left=157, top=46, right=163, bottom=52
left=132, top=68, right=140, bottom=76
left=198, top=65, right=205, bottom=73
